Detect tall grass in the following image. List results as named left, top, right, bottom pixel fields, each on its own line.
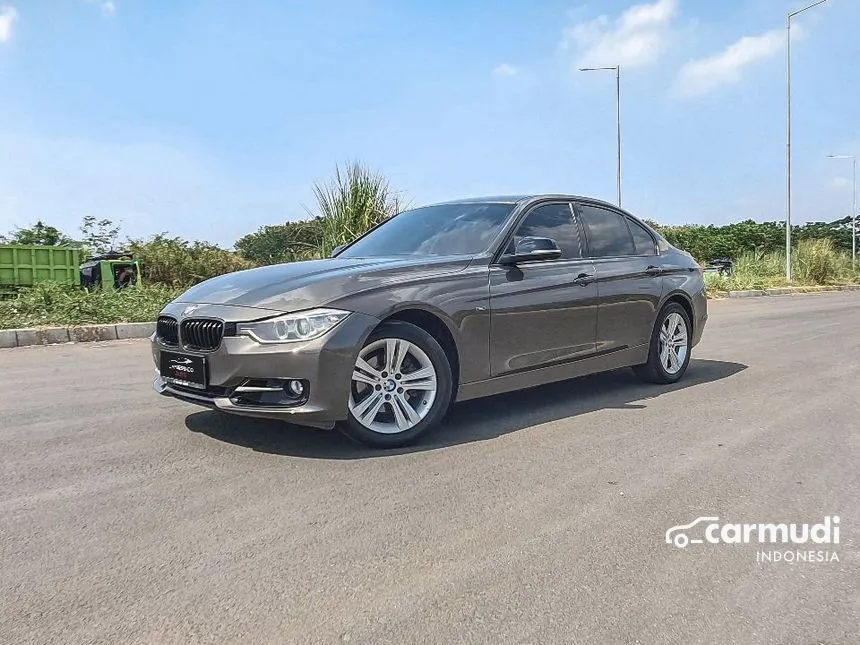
left=792, top=238, right=851, bottom=284
left=311, top=161, right=403, bottom=257
left=705, top=239, right=859, bottom=291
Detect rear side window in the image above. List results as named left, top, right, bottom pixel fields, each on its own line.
left=628, top=218, right=657, bottom=256
left=509, top=203, right=582, bottom=259
left=577, top=204, right=636, bottom=257
left=655, top=233, right=672, bottom=253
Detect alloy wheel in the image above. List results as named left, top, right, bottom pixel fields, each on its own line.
left=348, top=338, right=438, bottom=434
left=658, top=312, right=689, bottom=375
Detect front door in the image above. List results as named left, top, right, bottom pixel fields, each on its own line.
left=489, top=202, right=598, bottom=376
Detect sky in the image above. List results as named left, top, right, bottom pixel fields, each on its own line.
left=0, top=0, right=858, bottom=247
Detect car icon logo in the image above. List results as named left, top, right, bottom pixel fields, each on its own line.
left=170, top=358, right=193, bottom=365
left=665, top=516, right=720, bottom=548
left=182, top=305, right=199, bottom=317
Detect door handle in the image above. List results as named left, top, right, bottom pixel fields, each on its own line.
left=573, top=272, right=594, bottom=286
left=645, top=265, right=663, bottom=276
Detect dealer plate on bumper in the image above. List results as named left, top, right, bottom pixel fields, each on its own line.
left=160, top=351, right=207, bottom=390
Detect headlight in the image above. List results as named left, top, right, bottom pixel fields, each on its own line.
left=236, top=308, right=350, bottom=343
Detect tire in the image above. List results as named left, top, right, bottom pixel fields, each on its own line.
left=633, top=302, right=692, bottom=384
left=339, top=321, right=453, bottom=448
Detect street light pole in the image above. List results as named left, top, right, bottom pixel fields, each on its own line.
left=786, top=0, right=828, bottom=281
left=615, top=66, right=622, bottom=208
left=786, top=11, right=792, bottom=281
left=827, top=155, right=857, bottom=272
left=580, top=65, right=622, bottom=207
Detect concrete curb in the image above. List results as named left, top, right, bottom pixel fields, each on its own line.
left=725, top=285, right=860, bottom=299
left=1, top=322, right=155, bottom=349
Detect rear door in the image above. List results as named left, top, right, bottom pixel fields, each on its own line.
left=489, top=202, right=598, bottom=376
left=575, top=202, right=663, bottom=352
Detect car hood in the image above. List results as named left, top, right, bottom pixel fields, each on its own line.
left=171, top=255, right=473, bottom=315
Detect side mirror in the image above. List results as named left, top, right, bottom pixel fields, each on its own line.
left=500, top=237, right=562, bottom=264
left=330, top=244, right=347, bottom=257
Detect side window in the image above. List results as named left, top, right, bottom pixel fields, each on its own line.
left=509, top=203, right=582, bottom=259
left=577, top=204, right=636, bottom=258
left=628, top=218, right=657, bottom=256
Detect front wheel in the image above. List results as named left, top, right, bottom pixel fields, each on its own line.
left=339, top=321, right=453, bottom=448
left=633, top=303, right=692, bottom=384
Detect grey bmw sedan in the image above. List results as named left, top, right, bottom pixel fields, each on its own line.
left=152, top=195, right=707, bottom=447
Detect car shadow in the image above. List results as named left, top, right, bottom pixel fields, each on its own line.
left=184, top=359, right=747, bottom=459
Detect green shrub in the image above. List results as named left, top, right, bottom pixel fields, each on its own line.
left=0, top=283, right=183, bottom=329
left=235, top=219, right=324, bottom=265
left=129, top=234, right=251, bottom=286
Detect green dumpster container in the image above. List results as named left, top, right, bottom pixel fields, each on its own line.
left=0, top=245, right=82, bottom=288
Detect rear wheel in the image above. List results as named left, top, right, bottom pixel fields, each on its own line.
left=633, top=302, right=692, bottom=384
left=340, top=321, right=453, bottom=448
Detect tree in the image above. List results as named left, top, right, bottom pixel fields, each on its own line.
left=1, top=221, right=72, bottom=246
left=80, top=216, right=122, bottom=255
left=654, top=220, right=801, bottom=261
left=797, top=216, right=854, bottom=252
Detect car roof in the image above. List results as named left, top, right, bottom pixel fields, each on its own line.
left=428, top=194, right=623, bottom=209
left=425, top=195, right=529, bottom=205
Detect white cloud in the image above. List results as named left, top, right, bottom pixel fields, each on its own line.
left=829, top=177, right=852, bottom=190
left=492, top=63, right=518, bottom=78
left=86, top=0, right=115, bottom=16
left=0, top=5, right=18, bottom=43
left=561, top=0, right=679, bottom=69
left=674, top=28, right=790, bottom=98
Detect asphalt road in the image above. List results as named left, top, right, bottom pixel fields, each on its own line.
left=1, top=293, right=858, bottom=644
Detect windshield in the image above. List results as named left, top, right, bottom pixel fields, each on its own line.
left=338, top=203, right=515, bottom=258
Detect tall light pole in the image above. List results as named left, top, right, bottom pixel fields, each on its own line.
left=827, top=154, right=857, bottom=272
left=580, top=65, right=622, bottom=207
left=786, top=0, right=828, bottom=281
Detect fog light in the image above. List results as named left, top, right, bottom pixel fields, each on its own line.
left=287, top=380, right=305, bottom=396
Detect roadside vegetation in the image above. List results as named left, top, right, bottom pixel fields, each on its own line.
left=0, top=282, right=184, bottom=330
left=128, top=234, right=252, bottom=286
left=703, top=239, right=859, bottom=293
left=1, top=161, right=857, bottom=329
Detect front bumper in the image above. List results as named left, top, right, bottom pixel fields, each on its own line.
left=151, top=310, right=380, bottom=428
